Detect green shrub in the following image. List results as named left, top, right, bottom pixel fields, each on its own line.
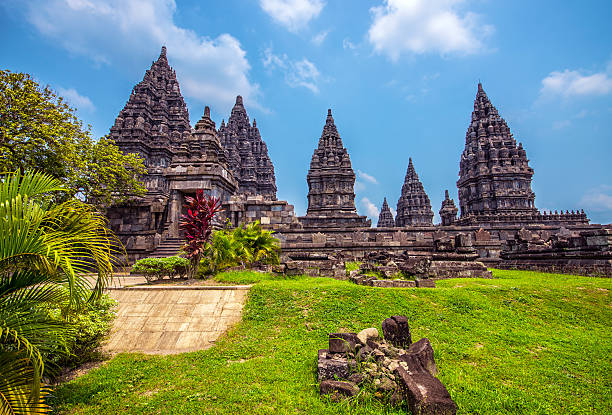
left=200, top=221, right=281, bottom=277
left=131, top=256, right=188, bottom=282
left=46, top=294, right=117, bottom=371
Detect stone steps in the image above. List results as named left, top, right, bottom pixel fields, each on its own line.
left=151, top=238, right=183, bottom=258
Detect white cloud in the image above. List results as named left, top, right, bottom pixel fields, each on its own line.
left=263, top=48, right=321, bottom=93
left=581, top=185, right=612, bottom=211
left=390, top=206, right=397, bottom=217
left=354, top=181, right=366, bottom=192
left=259, top=0, right=325, bottom=32
left=25, top=0, right=260, bottom=113
left=540, top=67, right=612, bottom=98
left=311, top=30, right=329, bottom=45
left=361, top=197, right=380, bottom=219
left=57, top=87, right=95, bottom=112
left=357, top=170, right=378, bottom=184
left=343, top=38, right=357, bottom=50
left=368, top=0, right=493, bottom=61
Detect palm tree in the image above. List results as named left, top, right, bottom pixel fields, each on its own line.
left=233, top=221, right=280, bottom=266
left=0, top=171, right=120, bottom=414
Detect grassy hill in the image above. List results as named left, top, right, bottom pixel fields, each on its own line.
left=53, top=269, right=612, bottom=414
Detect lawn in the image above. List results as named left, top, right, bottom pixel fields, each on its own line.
left=53, top=269, right=612, bottom=414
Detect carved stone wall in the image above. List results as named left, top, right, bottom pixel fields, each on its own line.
left=299, top=109, right=370, bottom=228
left=395, top=158, right=434, bottom=227
left=218, top=96, right=277, bottom=199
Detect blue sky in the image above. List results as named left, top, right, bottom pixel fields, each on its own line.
left=1, top=0, right=611, bottom=224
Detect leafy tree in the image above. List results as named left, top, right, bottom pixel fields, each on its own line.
left=179, top=190, right=223, bottom=278
left=0, top=170, right=120, bottom=414
left=0, top=69, right=147, bottom=209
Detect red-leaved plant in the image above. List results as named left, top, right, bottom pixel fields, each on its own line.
left=179, top=190, right=223, bottom=278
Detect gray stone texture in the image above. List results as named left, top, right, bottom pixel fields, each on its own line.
left=218, top=96, right=277, bottom=199
left=299, top=110, right=371, bottom=228
left=395, top=158, right=434, bottom=227
left=377, top=197, right=395, bottom=228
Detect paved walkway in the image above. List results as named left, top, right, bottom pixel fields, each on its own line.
left=105, top=285, right=251, bottom=354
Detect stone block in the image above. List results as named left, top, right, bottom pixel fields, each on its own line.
left=415, top=279, right=436, bottom=288
left=329, top=333, right=360, bottom=353
left=317, top=349, right=357, bottom=381
left=382, top=315, right=412, bottom=347
left=319, top=380, right=359, bottom=400
left=394, top=367, right=457, bottom=415
left=401, top=338, right=438, bottom=376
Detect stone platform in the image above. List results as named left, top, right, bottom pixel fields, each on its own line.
left=105, top=285, right=250, bottom=354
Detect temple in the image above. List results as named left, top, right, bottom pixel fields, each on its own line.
left=439, top=190, right=459, bottom=226
left=298, top=109, right=371, bottom=228
left=218, top=96, right=277, bottom=199
left=377, top=198, right=395, bottom=228
left=395, top=158, right=434, bottom=227
left=456, top=83, right=588, bottom=226
left=105, top=47, right=609, bottom=276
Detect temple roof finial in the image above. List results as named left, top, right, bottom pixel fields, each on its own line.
left=204, top=106, right=210, bottom=118
left=235, top=95, right=243, bottom=106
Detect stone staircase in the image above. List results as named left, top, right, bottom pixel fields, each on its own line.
left=151, top=237, right=183, bottom=258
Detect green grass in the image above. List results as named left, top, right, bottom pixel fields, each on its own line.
left=53, top=269, right=612, bottom=414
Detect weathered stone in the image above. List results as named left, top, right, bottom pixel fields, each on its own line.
left=395, top=158, right=434, bottom=226
left=401, top=338, right=438, bottom=376
left=357, top=328, right=379, bottom=345
left=377, top=197, right=395, bottom=227
left=299, top=109, right=370, bottom=229
left=381, top=316, right=412, bottom=348
left=319, top=380, right=360, bottom=400
left=394, top=367, right=457, bottom=415
left=317, top=349, right=357, bottom=381
left=439, top=190, right=458, bottom=226
left=415, top=279, right=436, bottom=288
left=348, top=372, right=366, bottom=384
left=329, top=333, right=360, bottom=353
left=377, top=377, right=396, bottom=392
left=218, top=96, right=277, bottom=199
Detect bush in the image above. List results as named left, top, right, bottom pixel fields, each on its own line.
left=200, top=221, right=281, bottom=277
left=46, top=294, right=117, bottom=371
left=131, top=256, right=188, bottom=282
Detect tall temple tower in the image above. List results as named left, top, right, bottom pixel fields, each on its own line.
left=106, top=47, right=237, bottom=258
left=299, top=109, right=370, bottom=228
left=218, top=96, right=277, bottom=199
left=377, top=197, right=395, bottom=228
left=456, top=83, right=537, bottom=224
left=395, top=158, right=434, bottom=226
left=109, top=46, right=192, bottom=195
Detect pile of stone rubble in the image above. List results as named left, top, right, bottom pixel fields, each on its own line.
left=318, top=315, right=457, bottom=414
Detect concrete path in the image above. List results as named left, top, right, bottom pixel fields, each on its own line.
left=105, top=285, right=251, bottom=354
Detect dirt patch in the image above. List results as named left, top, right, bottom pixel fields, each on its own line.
left=53, top=360, right=108, bottom=384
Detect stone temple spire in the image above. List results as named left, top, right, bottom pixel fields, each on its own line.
left=439, top=190, right=458, bottom=226
left=218, top=95, right=277, bottom=199
left=395, top=158, right=434, bottom=226
left=377, top=197, right=395, bottom=228
left=299, top=109, right=370, bottom=228
left=457, top=83, right=537, bottom=223
left=109, top=46, right=191, bottom=154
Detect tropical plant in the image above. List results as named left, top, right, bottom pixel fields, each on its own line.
left=233, top=221, right=280, bottom=266
left=179, top=190, right=223, bottom=279
left=0, top=170, right=120, bottom=414
left=0, top=70, right=147, bottom=210
left=201, top=220, right=280, bottom=276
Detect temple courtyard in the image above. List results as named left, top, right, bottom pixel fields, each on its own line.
left=53, top=269, right=611, bottom=414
